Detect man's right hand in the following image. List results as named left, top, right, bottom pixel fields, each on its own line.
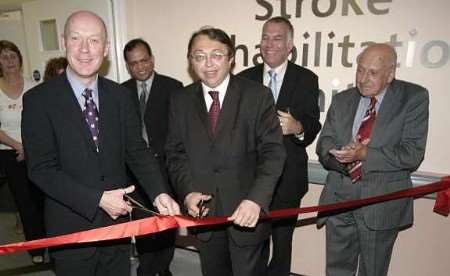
left=184, top=192, right=212, bottom=218
left=99, top=185, right=135, bottom=220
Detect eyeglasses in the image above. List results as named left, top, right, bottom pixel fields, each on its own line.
left=190, top=51, right=228, bottom=63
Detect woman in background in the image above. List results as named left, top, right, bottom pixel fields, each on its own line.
left=43, top=57, right=67, bottom=82
left=0, top=40, right=46, bottom=264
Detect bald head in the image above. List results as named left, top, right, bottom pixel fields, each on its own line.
left=64, top=10, right=107, bottom=40
left=62, top=10, right=109, bottom=86
left=355, top=43, right=397, bottom=97
left=358, top=43, right=397, bottom=70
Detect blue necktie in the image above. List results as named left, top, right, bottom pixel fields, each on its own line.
left=268, top=70, right=277, bottom=100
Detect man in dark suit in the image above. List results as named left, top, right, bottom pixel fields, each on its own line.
left=238, top=17, right=321, bottom=276
left=122, top=38, right=183, bottom=276
left=316, top=44, right=429, bottom=276
left=165, top=27, right=286, bottom=276
left=21, top=11, right=180, bottom=276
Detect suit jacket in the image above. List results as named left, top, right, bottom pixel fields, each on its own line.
left=238, top=62, right=321, bottom=206
left=121, top=73, right=182, bottom=216
left=165, top=75, right=286, bottom=246
left=21, top=73, right=167, bottom=259
left=121, top=72, right=183, bottom=157
left=316, top=79, right=429, bottom=230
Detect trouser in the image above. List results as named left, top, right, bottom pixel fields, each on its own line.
left=197, top=227, right=269, bottom=276
left=0, top=150, right=45, bottom=257
left=54, top=246, right=130, bottom=276
left=267, top=198, right=302, bottom=276
left=325, top=207, right=399, bottom=276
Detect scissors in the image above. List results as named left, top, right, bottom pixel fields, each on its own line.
left=197, top=194, right=214, bottom=219
left=124, top=194, right=162, bottom=216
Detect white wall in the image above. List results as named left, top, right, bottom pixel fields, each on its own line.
left=0, top=10, right=30, bottom=79
left=125, top=1, right=450, bottom=275
left=21, top=0, right=120, bottom=82
left=125, top=0, right=450, bottom=175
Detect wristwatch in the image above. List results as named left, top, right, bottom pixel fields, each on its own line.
left=294, top=132, right=304, bottom=141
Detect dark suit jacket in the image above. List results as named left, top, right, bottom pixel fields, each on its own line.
left=121, top=72, right=182, bottom=216
left=165, top=75, right=286, bottom=246
left=21, top=73, right=167, bottom=259
left=316, top=79, right=429, bottom=230
left=121, top=72, right=183, bottom=157
left=238, top=62, right=321, bottom=206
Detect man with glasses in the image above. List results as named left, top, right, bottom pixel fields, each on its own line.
left=238, top=17, right=321, bottom=276
left=165, top=27, right=286, bottom=276
left=122, top=38, right=182, bottom=276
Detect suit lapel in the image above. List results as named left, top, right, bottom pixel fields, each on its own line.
left=192, top=82, right=210, bottom=138
left=253, top=65, right=264, bottom=83
left=276, top=62, right=295, bottom=108
left=214, top=76, right=241, bottom=140
left=370, top=81, right=397, bottom=145
left=343, top=90, right=361, bottom=143
left=97, top=78, right=115, bottom=153
left=58, top=75, right=99, bottom=152
left=146, top=73, right=160, bottom=117
left=128, top=79, right=140, bottom=109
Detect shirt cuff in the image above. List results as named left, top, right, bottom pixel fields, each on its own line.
left=294, top=132, right=305, bottom=141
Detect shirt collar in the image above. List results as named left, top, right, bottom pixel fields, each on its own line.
left=202, top=74, right=230, bottom=97
left=66, top=66, right=98, bottom=99
left=361, top=86, right=388, bottom=106
left=137, top=72, right=155, bottom=92
left=263, top=59, right=288, bottom=78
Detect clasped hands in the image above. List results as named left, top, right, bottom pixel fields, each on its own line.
left=99, top=185, right=180, bottom=220
left=329, top=137, right=370, bottom=164
left=185, top=192, right=261, bottom=228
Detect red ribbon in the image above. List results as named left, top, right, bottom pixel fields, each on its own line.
left=433, top=176, right=450, bottom=216
left=1, top=177, right=449, bottom=254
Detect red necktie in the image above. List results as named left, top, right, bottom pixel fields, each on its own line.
left=208, top=91, right=220, bottom=136
left=348, top=97, right=377, bottom=183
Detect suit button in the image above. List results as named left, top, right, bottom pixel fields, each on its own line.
left=154, top=153, right=159, bottom=158
left=213, top=169, right=220, bottom=173
left=100, top=176, right=105, bottom=181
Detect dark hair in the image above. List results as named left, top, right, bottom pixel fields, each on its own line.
left=0, top=40, right=23, bottom=77
left=123, top=38, right=153, bottom=62
left=187, top=27, right=235, bottom=58
left=43, top=57, right=68, bottom=81
left=264, top=16, right=294, bottom=40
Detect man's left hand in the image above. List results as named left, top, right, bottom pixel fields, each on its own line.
left=153, top=193, right=181, bottom=216
left=277, top=110, right=303, bottom=135
left=228, top=199, right=261, bottom=228
left=330, top=138, right=370, bottom=164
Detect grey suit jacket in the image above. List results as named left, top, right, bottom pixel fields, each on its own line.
left=316, top=79, right=429, bottom=230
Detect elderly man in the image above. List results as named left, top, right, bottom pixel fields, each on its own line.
left=22, top=10, right=179, bottom=276
left=316, top=43, right=429, bottom=276
left=165, top=27, right=286, bottom=276
left=238, top=17, right=321, bottom=276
